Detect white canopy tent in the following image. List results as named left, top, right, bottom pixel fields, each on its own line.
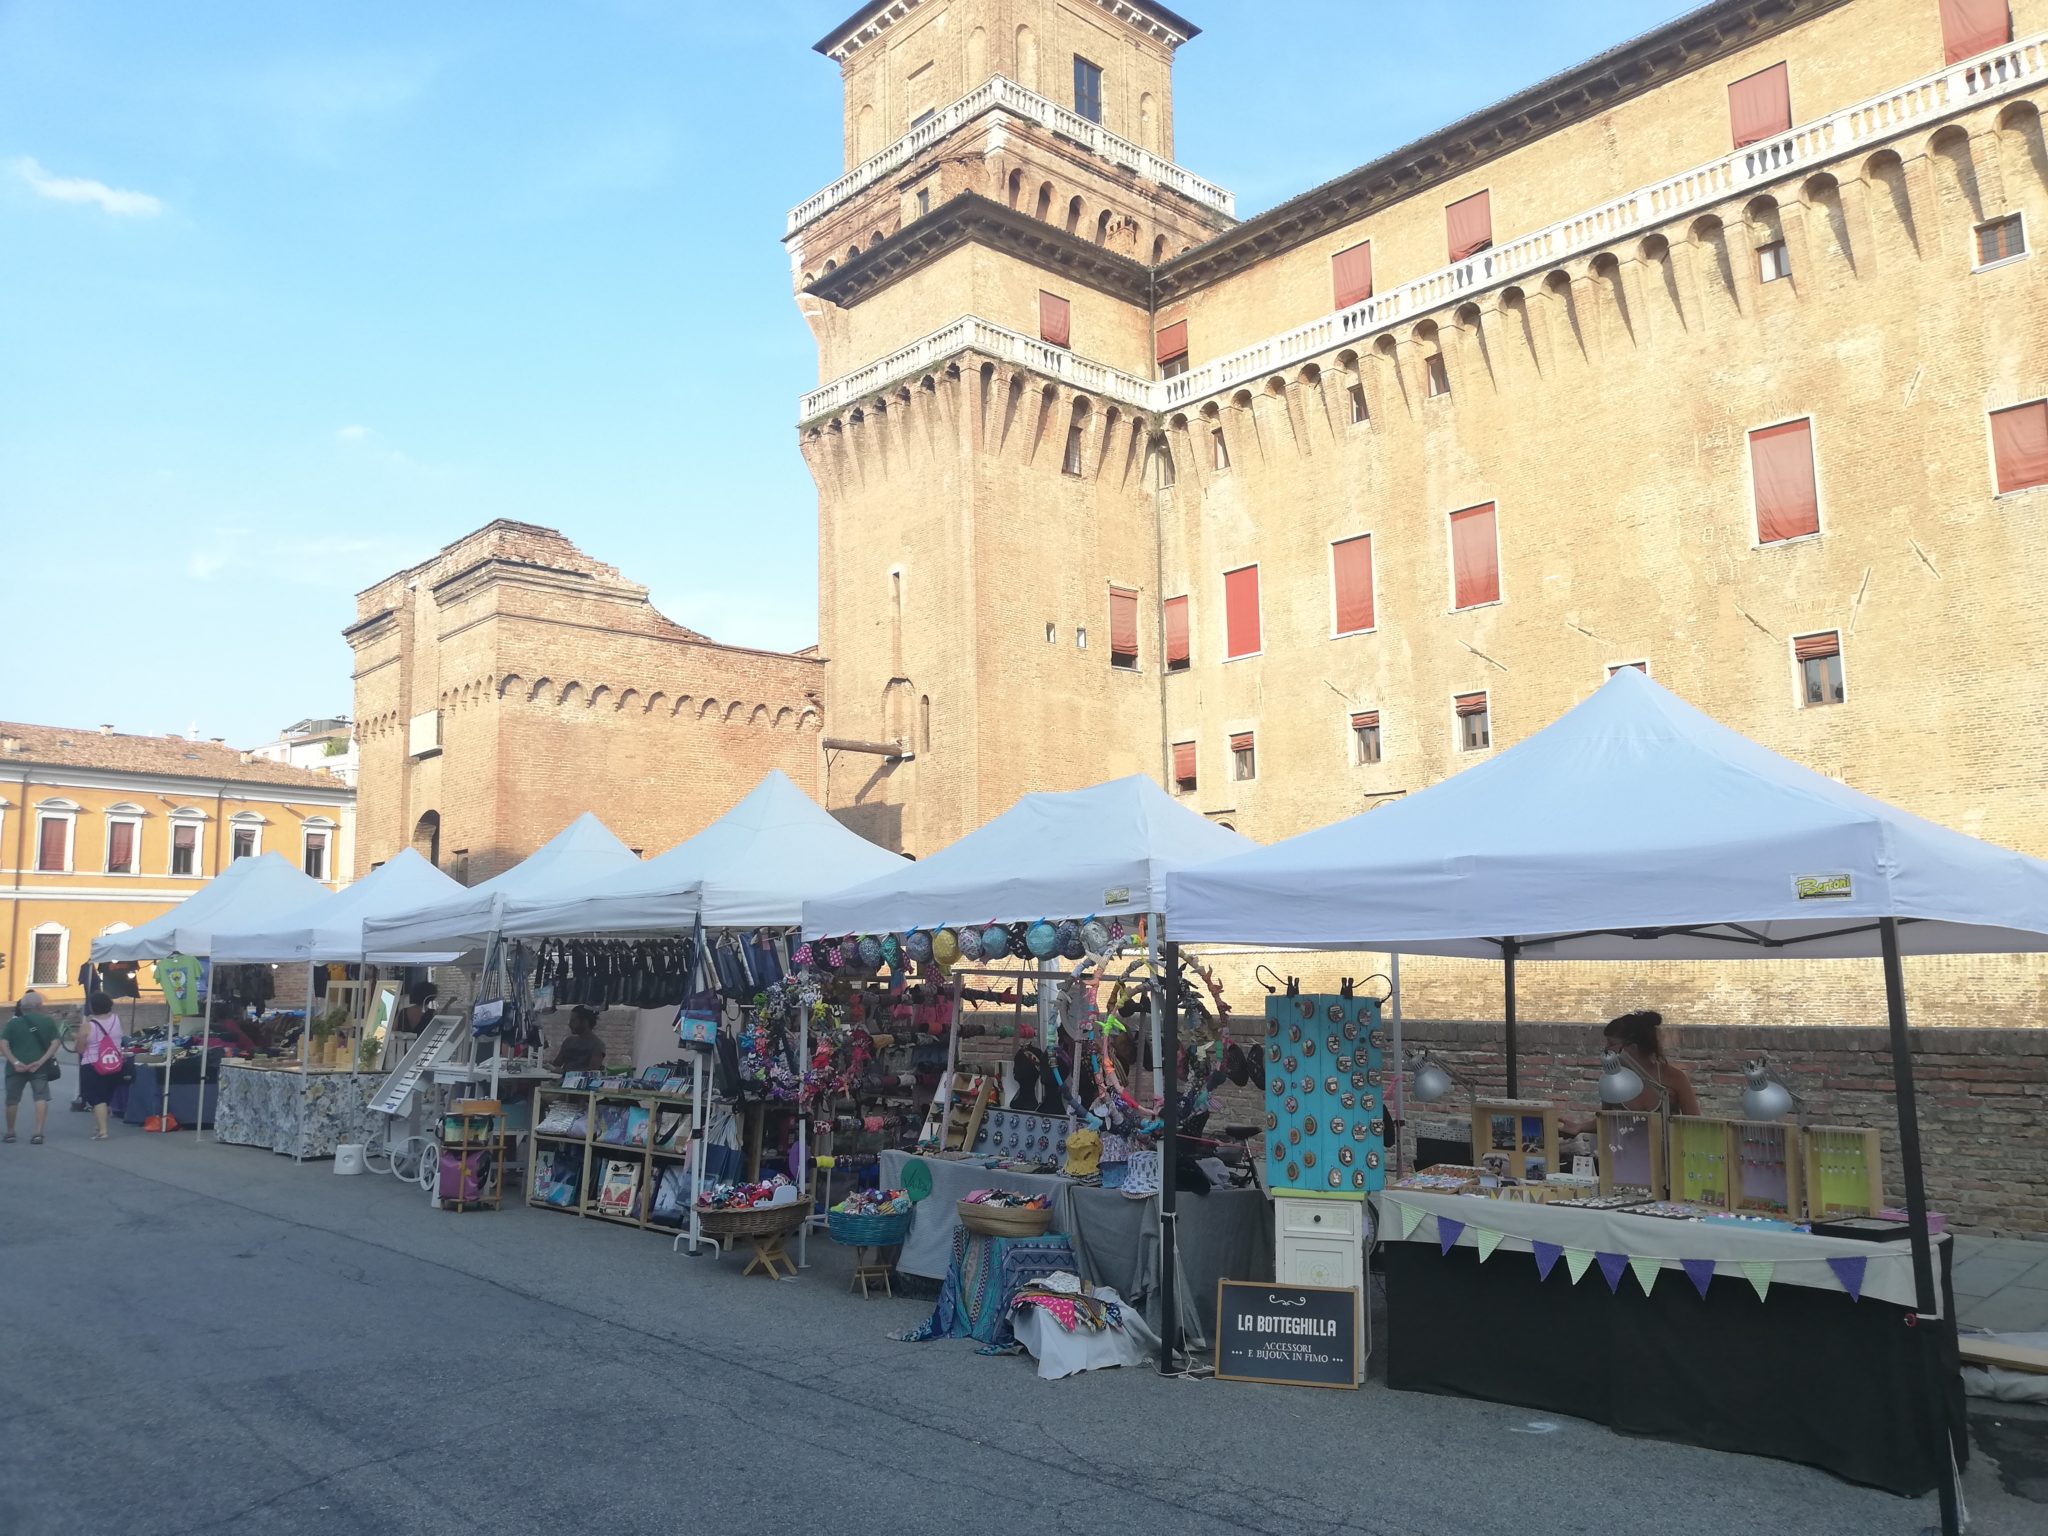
left=1164, top=666, right=2042, bottom=1530
left=91, top=852, right=328, bottom=963
left=207, top=849, right=467, bottom=965
left=361, top=812, right=638, bottom=954
left=498, top=770, right=907, bottom=937
left=801, top=773, right=1254, bottom=938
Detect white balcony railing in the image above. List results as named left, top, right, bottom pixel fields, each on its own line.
left=785, top=75, right=1235, bottom=238
left=800, top=316, right=1158, bottom=422
left=802, top=35, right=2045, bottom=421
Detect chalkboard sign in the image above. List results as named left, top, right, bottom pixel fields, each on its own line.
left=1214, top=1280, right=1359, bottom=1389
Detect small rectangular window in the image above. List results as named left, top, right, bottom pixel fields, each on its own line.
left=1076, top=626, right=1088, bottom=650
left=232, top=826, right=257, bottom=860
left=1352, top=711, right=1381, bottom=765
left=1211, top=427, right=1229, bottom=470
left=1750, top=419, right=1820, bottom=543
left=171, top=822, right=198, bottom=876
left=1976, top=214, right=2026, bottom=268
left=1164, top=595, right=1190, bottom=671
left=36, top=816, right=68, bottom=872
left=910, top=109, right=936, bottom=130
left=1794, top=631, right=1844, bottom=707
left=1991, top=400, right=2048, bottom=493
left=1331, top=534, right=1374, bottom=636
left=1109, top=586, right=1139, bottom=670
left=31, top=931, right=62, bottom=987
left=1449, top=503, right=1500, bottom=609
left=1231, top=731, right=1256, bottom=782
left=1445, top=190, right=1492, bottom=262
left=106, top=820, right=136, bottom=875
left=1039, top=291, right=1071, bottom=348
left=1156, top=440, right=1177, bottom=488
left=1331, top=240, right=1373, bottom=308
left=915, top=186, right=931, bottom=217
left=1172, top=740, right=1197, bottom=792
left=1608, top=661, right=1649, bottom=678
left=1063, top=423, right=1084, bottom=476
left=1943, top=0, right=2012, bottom=63
left=304, top=831, right=329, bottom=881
left=1162, top=354, right=1189, bottom=378
left=1073, top=56, right=1103, bottom=123
left=1455, top=692, right=1491, bottom=752
left=1757, top=241, right=1791, bottom=282
left=1424, top=352, right=1450, bottom=396
left=1348, top=384, right=1368, bottom=424
left=1729, top=62, right=1791, bottom=148
left=1223, top=565, right=1260, bottom=658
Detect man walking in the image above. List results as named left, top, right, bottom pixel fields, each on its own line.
left=3, top=990, right=62, bottom=1144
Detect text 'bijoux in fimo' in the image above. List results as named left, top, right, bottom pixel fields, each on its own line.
left=1241, top=1315, right=1339, bottom=1336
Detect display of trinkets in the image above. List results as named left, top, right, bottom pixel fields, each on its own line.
left=1628, top=1199, right=1717, bottom=1221
left=1468, top=1098, right=1559, bottom=1183
left=1392, top=1165, right=1484, bottom=1193
left=1803, top=1125, right=1883, bottom=1218
left=1551, top=1193, right=1651, bottom=1211
left=1596, top=1109, right=1666, bottom=1199
left=1264, top=993, right=1385, bottom=1198
left=970, top=1107, right=1071, bottom=1163
left=1729, top=1118, right=1803, bottom=1217
left=1667, top=1116, right=1734, bottom=1210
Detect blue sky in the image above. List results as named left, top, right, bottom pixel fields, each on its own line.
left=0, top=0, right=1684, bottom=746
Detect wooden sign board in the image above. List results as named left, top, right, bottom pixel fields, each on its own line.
left=1214, top=1280, right=1359, bottom=1390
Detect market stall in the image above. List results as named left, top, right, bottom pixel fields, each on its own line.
left=1165, top=666, right=2048, bottom=1526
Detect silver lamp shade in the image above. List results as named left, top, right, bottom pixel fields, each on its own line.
left=1597, top=1048, right=1645, bottom=1106
left=1412, top=1052, right=1455, bottom=1104
left=1741, top=1058, right=1797, bottom=1121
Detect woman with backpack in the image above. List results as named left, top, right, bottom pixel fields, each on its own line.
left=77, top=990, right=129, bottom=1140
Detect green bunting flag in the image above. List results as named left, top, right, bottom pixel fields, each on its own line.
left=1564, top=1247, right=1594, bottom=1284
left=1741, top=1260, right=1774, bottom=1301
left=1399, top=1201, right=1425, bottom=1239
left=1475, top=1227, right=1504, bottom=1263
left=1629, top=1257, right=1662, bottom=1296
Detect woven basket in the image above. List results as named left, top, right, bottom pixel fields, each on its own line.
left=696, top=1202, right=807, bottom=1239
left=827, top=1208, right=913, bottom=1247
left=957, top=1199, right=1054, bottom=1237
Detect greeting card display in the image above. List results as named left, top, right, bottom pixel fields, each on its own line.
left=1468, top=1098, right=1558, bottom=1182
left=1263, top=993, right=1386, bottom=1198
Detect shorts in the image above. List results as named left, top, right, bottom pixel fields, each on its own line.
left=80, top=1067, right=121, bottom=1108
left=5, top=1069, right=51, bottom=1106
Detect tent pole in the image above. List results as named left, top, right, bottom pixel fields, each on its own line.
left=1879, top=917, right=1960, bottom=1536
left=1145, top=917, right=1163, bottom=1102
left=193, top=955, right=213, bottom=1143
left=295, top=962, right=313, bottom=1164
left=1158, top=939, right=1183, bottom=1375
left=797, top=982, right=810, bottom=1271
left=1501, top=938, right=1520, bottom=1099
left=1389, top=952, right=1405, bottom=1177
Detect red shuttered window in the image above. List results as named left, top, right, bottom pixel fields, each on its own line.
left=106, top=820, right=135, bottom=874
left=1728, top=63, right=1791, bottom=148
left=1331, top=241, right=1373, bottom=309
left=1449, top=504, right=1500, bottom=609
left=1156, top=320, right=1188, bottom=364
left=1445, top=191, right=1492, bottom=262
left=1991, top=401, right=2048, bottom=493
left=37, top=816, right=68, bottom=872
left=1039, top=291, right=1071, bottom=347
left=1163, top=595, right=1190, bottom=670
left=1108, top=586, right=1139, bottom=669
left=1942, top=0, right=2011, bottom=63
left=1171, top=740, right=1197, bottom=790
left=1224, top=565, right=1261, bottom=658
left=1750, top=420, right=1820, bottom=543
left=1331, top=535, right=1374, bottom=635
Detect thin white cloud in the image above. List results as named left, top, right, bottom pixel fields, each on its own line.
left=186, top=548, right=231, bottom=580
left=10, top=156, right=164, bottom=218
left=335, top=424, right=371, bottom=443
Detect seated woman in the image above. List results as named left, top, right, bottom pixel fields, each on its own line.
left=1563, top=1009, right=1700, bottom=1134
left=549, top=1006, right=606, bottom=1075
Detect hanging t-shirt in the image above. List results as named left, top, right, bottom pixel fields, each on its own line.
left=156, top=954, right=204, bottom=1018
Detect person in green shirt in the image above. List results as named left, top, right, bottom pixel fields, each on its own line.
left=4, top=990, right=63, bottom=1144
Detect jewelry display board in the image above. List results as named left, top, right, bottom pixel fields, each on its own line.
left=1730, top=1119, right=1803, bottom=1217
left=1468, top=1098, right=1558, bottom=1183
left=1668, top=1116, right=1734, bottom=1209
left=970, top=1107, right=1071, bottom=1162
left=1263, top=994, right=1386, bottom=1198
left=1804, top=1125, right=1883, bottom=1217
left=1596, top=1109, right=1665, bottom=1198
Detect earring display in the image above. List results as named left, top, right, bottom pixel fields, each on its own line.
left=1803, top=1124, right=1883, bottom=1218
left=1595, top=1109, right=1666, bottom=1200
left=1265, top=994, right=1385, bottom=1199
left=969, top=1107, right=1071, bottom=1162
left=1667, top=1116, right=1734, bottom=1210
left=1729, top=1119, right=1803, bottom=1217
left=1467, top=1098, right=1558, bottom=1183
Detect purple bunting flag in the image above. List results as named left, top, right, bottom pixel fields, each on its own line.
left=1596, top=1251, right=1628, bottom=1293
left=1681, top=1257, right=1716, bottom=1299
left=1827, top=1254, right=1867, bottom=1302
left=1437, top=1216, right=1466, bottom=1255
left=1532, top=1240, right=1563, bottom=1281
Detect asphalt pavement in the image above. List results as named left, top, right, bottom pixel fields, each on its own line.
left=2, top=1090, right=2042, bottom=1536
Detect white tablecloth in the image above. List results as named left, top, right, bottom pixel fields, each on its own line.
left=1377, top=1189, right=1943, bottom=1311
left=1012, top=1288, right=1160, bottom=1379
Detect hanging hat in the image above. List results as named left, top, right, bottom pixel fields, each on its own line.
left=1006, top=922, right=1030, bottom=959
left=1108, top=917, right=1126, bottom=944
left=980, top=924, right=1008, bottom=960
left=1025, top=920, right=1060, bottom=959
left=880, top=933, right=901, bottom=966
left=933, top=928, right=961, bottom=966
left=1081, top=917, right=1111, bottom=956
left=1056, top=920, right=1085, bottom=960
left=791, top=941, right=815, bottom=970
left=825, top=941, right=845, bottom=970
left=1120, top=1147, right=1162, bottom=1200
left=856, top=934, right=883, bottom=970
left=958, top=925, right=985, bottom=962
left=904, top=929, right=933, bottom=964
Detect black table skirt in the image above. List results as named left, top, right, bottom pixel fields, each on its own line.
left=1385, top=1240, right=1964, bottom=1497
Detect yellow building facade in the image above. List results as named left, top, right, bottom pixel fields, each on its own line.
left=0, top=722, right=355, bottom=1006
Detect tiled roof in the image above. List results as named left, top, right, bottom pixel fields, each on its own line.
left=0, top=721, right=353, bottom=793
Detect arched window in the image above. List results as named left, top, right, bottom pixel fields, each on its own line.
left=28, top=921, right=68, bottom=988
left=103, top=802, right=144, bottom=876
left=32, top=798, right=78, bottom=873
left=412, top=810, right=441, bottom=868
left=168, top=809, right=206, bottom=878
left=1065, top=195, right=1083, bottom=235
left=229, top=811, right=265, bottom=861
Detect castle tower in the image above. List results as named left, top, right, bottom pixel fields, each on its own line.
left=789, top=0, right=1234, bottom=853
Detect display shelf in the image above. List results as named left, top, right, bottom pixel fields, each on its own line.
left=439, top=1099, right=506, bottom=1213
left=526, top=1085, right=697, bottom=1235
left=1470, top=1098, right=1558, bottom=1183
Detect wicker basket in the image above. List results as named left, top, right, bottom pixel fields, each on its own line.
left=696, top=1202, right=808, bottom=1239
left=827, top=1208, right=914, bottom=1247
left=957, top=1199, right=1054, bottom=1237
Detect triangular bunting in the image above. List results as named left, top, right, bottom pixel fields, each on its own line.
left=1827, top=1254, right=1867, bottom=1302
left=1437, top=1217, right=1466, bottom=1255
left=1629, top=1257, right=1661, bottom=1297
left=1741, top=1260, right=1774, bottom=1301
left=1596, top=1251, right=1628, bottom=1293
left=1474, top=1227, right=1504, bottom=1263
left=1398, top=1201, right=1425, bottom=1239
left=1564, top=1247, right=1594, bottom=1284
left=1681, top=1257, right=1716, bottom=1299
left=1532, top=1240, right=1563, bottom=1281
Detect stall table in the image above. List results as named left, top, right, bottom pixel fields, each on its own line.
left=1378, top=1188, right=1965, bottom=1497
left=878, top=1150, right=1071, bottom=1279
left=215, top=1062, right=371, bottom=1159
left=122, top=1055, right=222, bottom=1129
left=896, top=1226, right=1078, bottom=1349
left=1066, top=1184, right=1270, bottom=1348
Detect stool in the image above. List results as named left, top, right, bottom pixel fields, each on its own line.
left=741, top=1228, right=799, bottom=1280
left=849, top=1246, right=895, bottom=1298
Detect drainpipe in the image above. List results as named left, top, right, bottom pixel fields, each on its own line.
left=6, top=769, right=28, bottom=999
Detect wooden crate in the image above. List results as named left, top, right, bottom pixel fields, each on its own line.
left=1596, top=1110, right=1666, bottom=1199
left=1667, top=1116, right=1735, bottom=1210
left=1469, top=1099, right=1558, bottom=1182
left=1804, top=1125, right=1884, bottom=1218
left=1729, top=1120, right=1804, bottom=1217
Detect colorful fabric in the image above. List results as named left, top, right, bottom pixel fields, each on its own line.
left=894, top=1228, right=1078, bottom=1350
